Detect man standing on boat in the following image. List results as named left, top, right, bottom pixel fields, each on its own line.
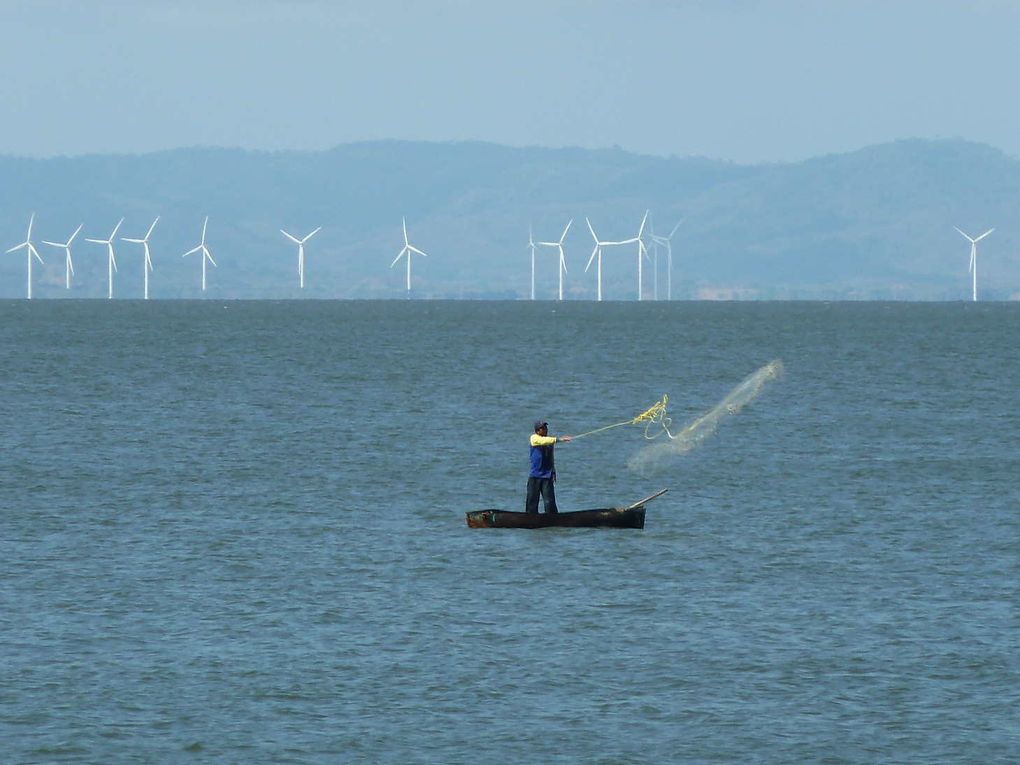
left=526, top=420, right=573, bottom=514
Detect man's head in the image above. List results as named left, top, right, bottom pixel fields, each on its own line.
left=534, top=419, right=548, bottom=434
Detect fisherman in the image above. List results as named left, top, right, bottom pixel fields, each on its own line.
left=526, top=420, right=573, bottom=514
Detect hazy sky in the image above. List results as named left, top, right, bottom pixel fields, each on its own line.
left=3, top=0, right=1019, bottom=163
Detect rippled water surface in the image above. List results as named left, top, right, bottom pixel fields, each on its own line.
left=2, top=301, right=1018, bottom=764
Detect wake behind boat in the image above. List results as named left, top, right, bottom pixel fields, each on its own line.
left=465, top=489, right=667, bottom=529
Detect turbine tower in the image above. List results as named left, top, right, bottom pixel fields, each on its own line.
left=390, top=217, right=428, bottom=295
left=182, top=216, right=217, bottom=292
left=651, top=220, right=682, bottom=301
left=954, top=226, right=994, bottom=302
left=6, top=213, right=44, bottom=299
left=281, top=226, right=321, bottom=289
left=122, top=217, right=159, bottom=300
left=42, top=223, right=84, bottom=291
left=536, top=219, right=573, bottom=301
left=85, top=218, right=124, bottom=300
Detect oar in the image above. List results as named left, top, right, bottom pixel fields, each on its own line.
left=623, top=488, right=668, bottom=510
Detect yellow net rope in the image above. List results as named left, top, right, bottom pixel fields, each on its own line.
left=572, top=395, right=677, bottom=440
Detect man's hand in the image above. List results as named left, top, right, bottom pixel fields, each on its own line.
left=560, top=435, right=573, bottom=443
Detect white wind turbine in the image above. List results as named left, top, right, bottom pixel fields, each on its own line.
left=536, top=219, right=573, bottom=301
left=182, top=216, right=217, bottom=292
left=528, top=223, right=537, bottom=300
left=281, top=226, right=321, bottom=289
left=6, top=213, right=44, bottom=299
left=86, top=218, right=124, bottom=300
left=585, top=217, right=634, bottom=301
left=585, top=218, right=612, bottom=302
left=618, top=210, right=650, bottom=300
left=954, top=226, right=993, bottom=302
left=42, top=223, right=84, bottom=291
left=651, top=220, right=682, bottom=301
left=122, top=217, right=159, bottom=300
left=390, top=217, right=428, bottom=294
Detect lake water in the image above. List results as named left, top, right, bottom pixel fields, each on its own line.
left=2, top=301, right=1018, bottom=764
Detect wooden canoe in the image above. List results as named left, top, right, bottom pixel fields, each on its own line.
left=465, top=489, right=666, bottom=529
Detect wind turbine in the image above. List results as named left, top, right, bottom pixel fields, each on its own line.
left=281, top=226, right=321, bottom=289
left=585, top=217, right=632, bottom=301
left=182, top=216, right=217, bottom=292
left=536, top=219, right=572, bottom=301
left=122, top=217, right=159, bottom=300
left=42, top=224, right=83, bottom=291
left=390, top=217, right=427, bottom=295
left=616, top=210, right=650, bottom=300
left=954, top=226, right=994, bottom=302
left=85, top=218, right=124, bottom=299
left=6, top=213, right=44, bottom=299
left=651, top=220, right=682, bottom=301
left=528, top=223, right=537, bottom=300
left=585, top=218, right=611, bottom=301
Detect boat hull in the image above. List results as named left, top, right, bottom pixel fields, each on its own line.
left=465, top=507, right=645, bottom=529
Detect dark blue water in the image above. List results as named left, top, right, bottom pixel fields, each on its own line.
left=2, top=301, right=1018, bottom=764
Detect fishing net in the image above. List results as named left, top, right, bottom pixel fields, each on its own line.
left=626, top=360, right=784, bottom=472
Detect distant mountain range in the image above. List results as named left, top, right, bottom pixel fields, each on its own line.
left=2, top=138, right=1019, bottom=300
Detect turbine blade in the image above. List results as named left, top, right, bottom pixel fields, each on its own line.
left=6, top=243, right=26, bottom=253
left=669, top=221, right=682, bottom=238
left=122, top=238, right=145, bottom=243
left=281, top=230, right=301, bottom=243
left=31, top=245, right=44, bottom=264
left=85, top=238, right=105, bottom=244
left=586, top=217, right=598, bottom=243
left=954, top=226, right=974, bottom=243
left=182, top=246, right=201, bottom=257
left=585, top=244, right=598, bottom=271
left=205, top=249, right=217, bottom=267
left=560, top=250, right=568, bottom=274
left=304, top=226, right=322, bottom=241
left=409, top=246, right=428, bottom=257
left=391, top=248, right=407, bottom=268
left=638, top=209, right=649, bottom=238
left=27, top=212, right=35, bottom=240
left=41, top=240, right=62, bottom=247
left=560, top=218, right=573, bottom=243
left=975, top=228, right=994, bottom=241
left=145, top=216, right=160, bottom=239
left=110, top=218, right=124, bottom=238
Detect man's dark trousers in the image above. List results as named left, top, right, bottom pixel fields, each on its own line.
left=525, top=476, right=558, bottom=514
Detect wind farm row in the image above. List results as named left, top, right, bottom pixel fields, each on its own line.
left=3, top=210, right=997, bottom=301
